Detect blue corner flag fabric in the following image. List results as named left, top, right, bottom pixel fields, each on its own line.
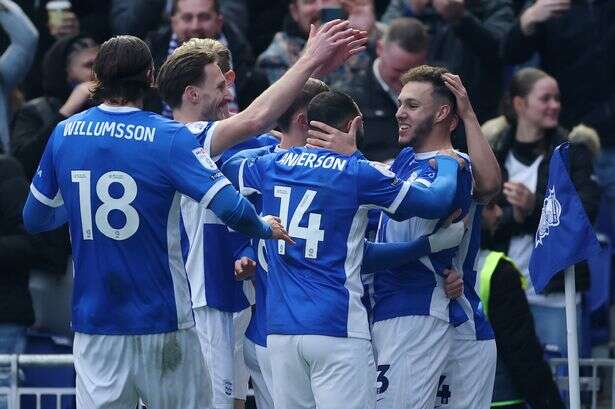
left=529, top=142, right=600, bottom=293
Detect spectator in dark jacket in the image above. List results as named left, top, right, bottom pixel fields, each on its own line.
left=110, top=0, right=166, bottom=39
left=146, top=0, right=267, bottom=114
left=486, top=68, right=600, bottom=361
left=334, top=17, right=428, bottom=162
left=11, top=35, right=98, bottom=180
left=501, top=0, right=615, bottom=236
left=382, top=0, right=515, bottom=123
left=0, top=156, right=36, bottom=409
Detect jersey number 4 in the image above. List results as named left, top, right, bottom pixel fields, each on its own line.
left=274, top=186, right=324, bottom=259
left=72, top=170, right=139, bottom=241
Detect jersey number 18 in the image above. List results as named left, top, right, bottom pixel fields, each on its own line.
left=72, top=170, right=139, bottom=241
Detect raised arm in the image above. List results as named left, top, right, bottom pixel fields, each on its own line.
left=0, top=0, right=38, bottom=90
left=210, top=20, right=367, bottom=157
left=443, top=73, right=501, bottom=203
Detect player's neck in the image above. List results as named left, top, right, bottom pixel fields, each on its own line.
left=279, top=130, right=305, bottom=150
left=173, top=108, right=204, bottom=125
left=413, top=131, right=452, bottom=153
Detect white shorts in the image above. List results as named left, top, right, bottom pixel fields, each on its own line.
left=194, top=306, right=234, bottom=408
left=243, top=338, right=274, bottom=409
left=73, top=328, right=210, bottom=409
left=268, top=334, right=376, bottom=409
left=232, top=307, right=252, bottom=400
left=436, top=339, right=497, bottom=409
left=372, top=316, right=452, bottom=409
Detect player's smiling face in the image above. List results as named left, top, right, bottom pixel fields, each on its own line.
left=396, top=81, right=437, bottom=148
left=193, top=63, right=228, bottom=120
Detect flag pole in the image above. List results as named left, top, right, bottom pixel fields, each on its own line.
left=565, top=265, right=581, bottom=409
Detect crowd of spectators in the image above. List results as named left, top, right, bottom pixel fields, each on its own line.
left=0, top=0, right=614, bottom=407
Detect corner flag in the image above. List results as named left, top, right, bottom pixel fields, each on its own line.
left=528, top=142, right=600, bottom=293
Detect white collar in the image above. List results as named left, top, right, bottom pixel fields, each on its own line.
left=98, top=104, right=141, bottom=113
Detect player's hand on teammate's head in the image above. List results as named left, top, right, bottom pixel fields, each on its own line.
left=443, top=268, right=464, bottom=299
left=430, top=149, right=465, bottom=169
left=306, top=116, right=360, bottom=155
left=263, top=215, right=295, bottom=244
left=304, top=19, right=368, bottom=77
left=235, top=257, right=257, bottom=281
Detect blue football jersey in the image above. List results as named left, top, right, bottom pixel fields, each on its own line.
left=373, top=148, right=473, bottom=324
left=237, top=146, right=420, bottom=340
left=449, top=203, right=494, bottom=341
left=181, top=122, right=278, bottom=312
left=231, top=144, right=281, bottom=347
left=29, top=105, right=232, bottom=335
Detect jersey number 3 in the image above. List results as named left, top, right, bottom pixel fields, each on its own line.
left=72, top=170, right=139, bottom=241
left=274, top=185, right=324, bottom=259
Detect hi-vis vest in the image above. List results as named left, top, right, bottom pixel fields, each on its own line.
left=478, top=251, right=528, bottom=408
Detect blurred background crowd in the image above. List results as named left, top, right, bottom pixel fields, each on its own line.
left=0, top=0, right=614, bottom=407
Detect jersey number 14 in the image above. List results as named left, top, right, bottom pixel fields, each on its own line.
left=274, top=185, right=324, bottom=259
left=72, top=170, right=139, bottom=241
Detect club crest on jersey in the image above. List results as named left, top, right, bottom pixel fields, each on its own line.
left=192, top=147, right=217, bottom=171
left=535, top=186, right=561, bottom=247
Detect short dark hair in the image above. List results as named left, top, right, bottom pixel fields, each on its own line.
left=278, top=79, right=329, bottom=132
left=91, top=36, right=153, bottom=103
left=156, top=38, right=218, bottom=109
left=172, top=0, right=220, bottom=15
left=401, top=65, right=456, bottom=112
left=307, top=91, right=360, bottom=131
left=384, top=18, right=429, bottom=54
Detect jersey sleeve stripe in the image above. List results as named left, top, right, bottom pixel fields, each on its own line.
left=199, top=178, right=232, bottom=209
left=414, top=178, right=432, bottom=187
left=387, top=180, right=411, bottom=214
left=239, top=159, right=260, bottom=196
left=30, top=184, right=64, bottom=208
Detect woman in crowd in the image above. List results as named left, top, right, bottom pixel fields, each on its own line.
left=483, top=67, right=601, bottom=358
left=11, top=34, right=98, bottom=180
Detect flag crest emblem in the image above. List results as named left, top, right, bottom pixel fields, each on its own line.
left=536, top=186, right=562, bottom=247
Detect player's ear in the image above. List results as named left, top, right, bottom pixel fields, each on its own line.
left=185, top=85, right=199, bottom=104
left=434, top=104, right=452, bottom=124
left=224, top=70, right=236, bottom=86
left=296, top=111, right=308, bottom=131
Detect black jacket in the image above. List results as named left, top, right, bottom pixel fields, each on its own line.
left=146, top=22, right=269, bottom=111
left=501, top=1, right=615, bottom=147
left=381, top=0, right=514, bottom=122
left=0, top=156, right=35, bottom=325
left=336, top=62, right=401, bottom=162
left=423, top=1, right=514, bottom=122
left=489, top=257, right=565, bottom=409
left=488, top=125, right=601, bottom=291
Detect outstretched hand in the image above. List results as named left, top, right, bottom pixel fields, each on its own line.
left=305, top=20, right=368, bottom=77
left=306, top=116, right=361, bottom=155
left=263, top=215, right=295, bottom=244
